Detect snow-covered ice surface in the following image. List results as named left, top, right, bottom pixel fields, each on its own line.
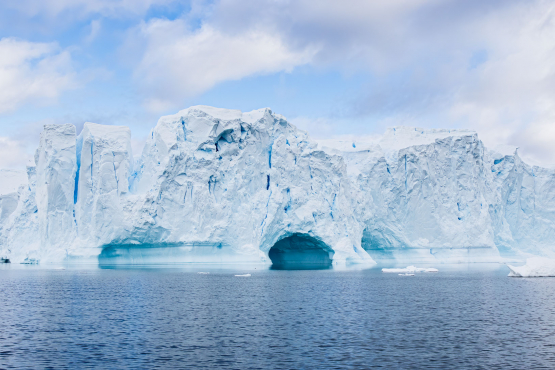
left=507, top=257, right=555, bottom=277
left=3, top=105, right=555, bottom=265
left=382, top=266, right=438, bottom=273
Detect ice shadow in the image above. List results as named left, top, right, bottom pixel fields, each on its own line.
left=269, top=233, right=334, bottom=270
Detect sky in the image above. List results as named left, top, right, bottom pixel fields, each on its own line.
left=1, top=0, right=555, bottom=169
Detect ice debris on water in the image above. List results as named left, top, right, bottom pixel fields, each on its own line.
left=235, top=274, right=251, bottom=277
left=398, top=273, right=415, bottom=276
left=382, top=266, right=438, bottom=273
left=507, top=257, right=555, bottom=277
left=197, top=272, right=210, bottom=274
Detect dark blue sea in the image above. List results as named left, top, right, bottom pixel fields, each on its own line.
left=1, top=263, right=555, bottom=369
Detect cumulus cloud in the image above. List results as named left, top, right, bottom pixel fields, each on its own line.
left=441, top=1, right=555, bottom=164
left=0, top=136, right=33, bottom=169
left=208, top=0, right=447, bottom=71
left=130, top=18, right=318, bottom=112
left=0, top=38, right=77, bottom=113
left=85, top=19, right=102, bottom=43
left=127, top=0, right=450, bottom=110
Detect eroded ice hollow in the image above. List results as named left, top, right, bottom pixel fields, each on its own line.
left=268, top=233, right=334, bottom=270
left=97, top=242, right=247, bottom=266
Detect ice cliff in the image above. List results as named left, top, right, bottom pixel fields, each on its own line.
left=2, top=106, right=555, bottom=265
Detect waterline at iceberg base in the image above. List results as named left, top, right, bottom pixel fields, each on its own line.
left=1, top=105, right=555, bottom=267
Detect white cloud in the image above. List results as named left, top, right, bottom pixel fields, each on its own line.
left=443, top=1, right=555, bottom=164
left=0, top=38, right=77, bottom=113
left=131, top=18, right=318, bottom=112
left=86, top=19, right=102, bottom=43
left=2, top=0, right=554, bottom=166
left=0, top=136, right=33, bottom=169
left=203, top=0, right=555, bottom=165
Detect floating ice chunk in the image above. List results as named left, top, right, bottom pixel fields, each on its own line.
left=197, top=272, right=210, bottom=274
left=382, top=266, right=438, bottom=273
left=507, top=257, right=555, bottom=277
left=235, top=274, right=251, bottom=277
left=398, top=273, right=415, bottom=276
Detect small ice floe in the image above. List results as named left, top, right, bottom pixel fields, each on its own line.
left=197, top=272, right=210, bottom=275
left=235, top=274, right=251, bottom=277
left=507, top=257, right=555, bottom=277
left=54, top=267, right=65, bottom=270
left=398, top=273, right=415, bottom=276
left=382, top=266, right=438, bottom=273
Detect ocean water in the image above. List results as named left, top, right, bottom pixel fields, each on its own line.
left=1, top=264, right=555, bottom=369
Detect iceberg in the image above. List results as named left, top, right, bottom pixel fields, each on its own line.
left=2, top=105, right=555, bottom=266
left=507, top=257, right=555, bottom=277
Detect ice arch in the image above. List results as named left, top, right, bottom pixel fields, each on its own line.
left=268, top=233, right=334, bottom=270
left=360, top=228, right=396, bottom=261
